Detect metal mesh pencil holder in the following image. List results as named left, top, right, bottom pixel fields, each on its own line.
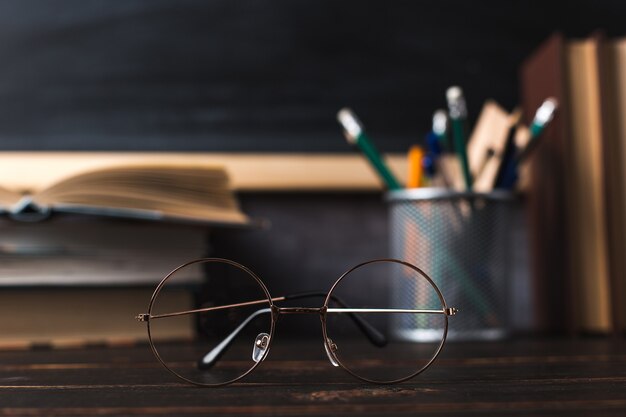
left=387, top=188, right=516, bottom=341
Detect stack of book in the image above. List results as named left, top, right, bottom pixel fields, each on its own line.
left=521, top=33, right=626, bottom=335
left=0, top=159, right=249, bottom=348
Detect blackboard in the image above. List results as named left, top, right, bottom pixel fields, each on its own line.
left=0, top=0, right=624, bottom=152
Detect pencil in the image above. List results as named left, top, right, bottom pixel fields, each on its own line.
left=446, top=87, right=473, bottom=190
left=514, top=98, right=558, bottom=163
left=407, top=145, right=424, bottom=188
left=492, top=99, right=558, bottom=190
left=337, top=108, right=402, bottom=190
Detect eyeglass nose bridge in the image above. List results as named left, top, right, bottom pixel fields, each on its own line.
left=271, top=305, right=338, bottom=366
left=275, top=306, right=326, bottom=315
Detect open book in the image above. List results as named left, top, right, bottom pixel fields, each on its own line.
left=0, top=163, right=249, bottom=225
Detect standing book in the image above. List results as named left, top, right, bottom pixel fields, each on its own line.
left=565, top=35, right=611, bottom=334
left=601, top=39, right=626, bottom=334
left=521, top=33, right=617, bottom=334
left=520, top=33, right=573, bottom=334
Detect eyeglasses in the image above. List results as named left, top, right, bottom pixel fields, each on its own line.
left=136, top=257, right=457, bottom=387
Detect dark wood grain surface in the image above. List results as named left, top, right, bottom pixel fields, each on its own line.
left=0, top=338, right=625, bottom=416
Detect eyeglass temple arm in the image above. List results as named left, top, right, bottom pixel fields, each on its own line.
left=197, top=307, right=271, bottom=370
left=285, top=292, right=387, bottom=347
left=197, top=292, right=387, bottom=370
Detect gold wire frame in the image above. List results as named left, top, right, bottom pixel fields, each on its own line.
left=137, top=258, right=457, bottom=387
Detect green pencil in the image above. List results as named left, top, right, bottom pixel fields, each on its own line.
left=514, top=98, right=558, bottom=163
left=337, top=108, right=402, bottom=190
left=446, top=87, right=473, bottom=190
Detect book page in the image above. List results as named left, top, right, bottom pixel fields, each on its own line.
left=32, top=164, right=249, bottom=225
left=0, top=185, right=21, bottom=208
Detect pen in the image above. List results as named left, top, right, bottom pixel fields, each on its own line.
left=337, top=108, right=402, bottom=190
left=446, top=87, right=473, bottom=190
left=494, top=121, right=521, bottom=189
left=423, top=132, right=439, bottom=179
left=432, top=109, right=449, bottom=150
left=423, top=111, right=447, bottom=179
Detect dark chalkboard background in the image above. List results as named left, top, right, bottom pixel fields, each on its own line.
left=0, top=0, right=624, bottom=151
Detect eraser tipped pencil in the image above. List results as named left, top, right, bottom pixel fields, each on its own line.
left=337, top=108, right=402, bottom=190
left=515, top=98, right=559, bottom=163
left=446, top=86, right=472, bottom=190
left=530, top=97, right=558, bottom=137
left=337, top=108, right=364, bottom=142
left=446, top=87, right=467, bottom=119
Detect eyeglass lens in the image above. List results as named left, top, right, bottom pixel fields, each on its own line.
left=325, top=260, right=446, bottom=383
left=147, top=259, right=272, bottom=386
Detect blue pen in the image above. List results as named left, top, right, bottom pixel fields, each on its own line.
left=423, top=110, right=447, bottom=178
left=432, top=109, right=448, bottom=147
left=494, top=125, right=519, bottom=189
left=423, top=133, right=439, bottom=178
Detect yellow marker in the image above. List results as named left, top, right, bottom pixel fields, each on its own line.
left=407, top=145, right=424, bottom=188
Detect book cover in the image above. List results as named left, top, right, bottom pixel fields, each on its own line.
left=520, top=33, right=574, bottom=333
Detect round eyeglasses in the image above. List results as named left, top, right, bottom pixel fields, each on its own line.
left=136, top=258, right=457, bottom=387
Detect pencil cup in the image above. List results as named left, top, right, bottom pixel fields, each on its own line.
left=387, top=189, right=516, bottom=341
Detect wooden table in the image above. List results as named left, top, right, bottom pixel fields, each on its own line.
left=0, top=338, right=625, bottom=416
